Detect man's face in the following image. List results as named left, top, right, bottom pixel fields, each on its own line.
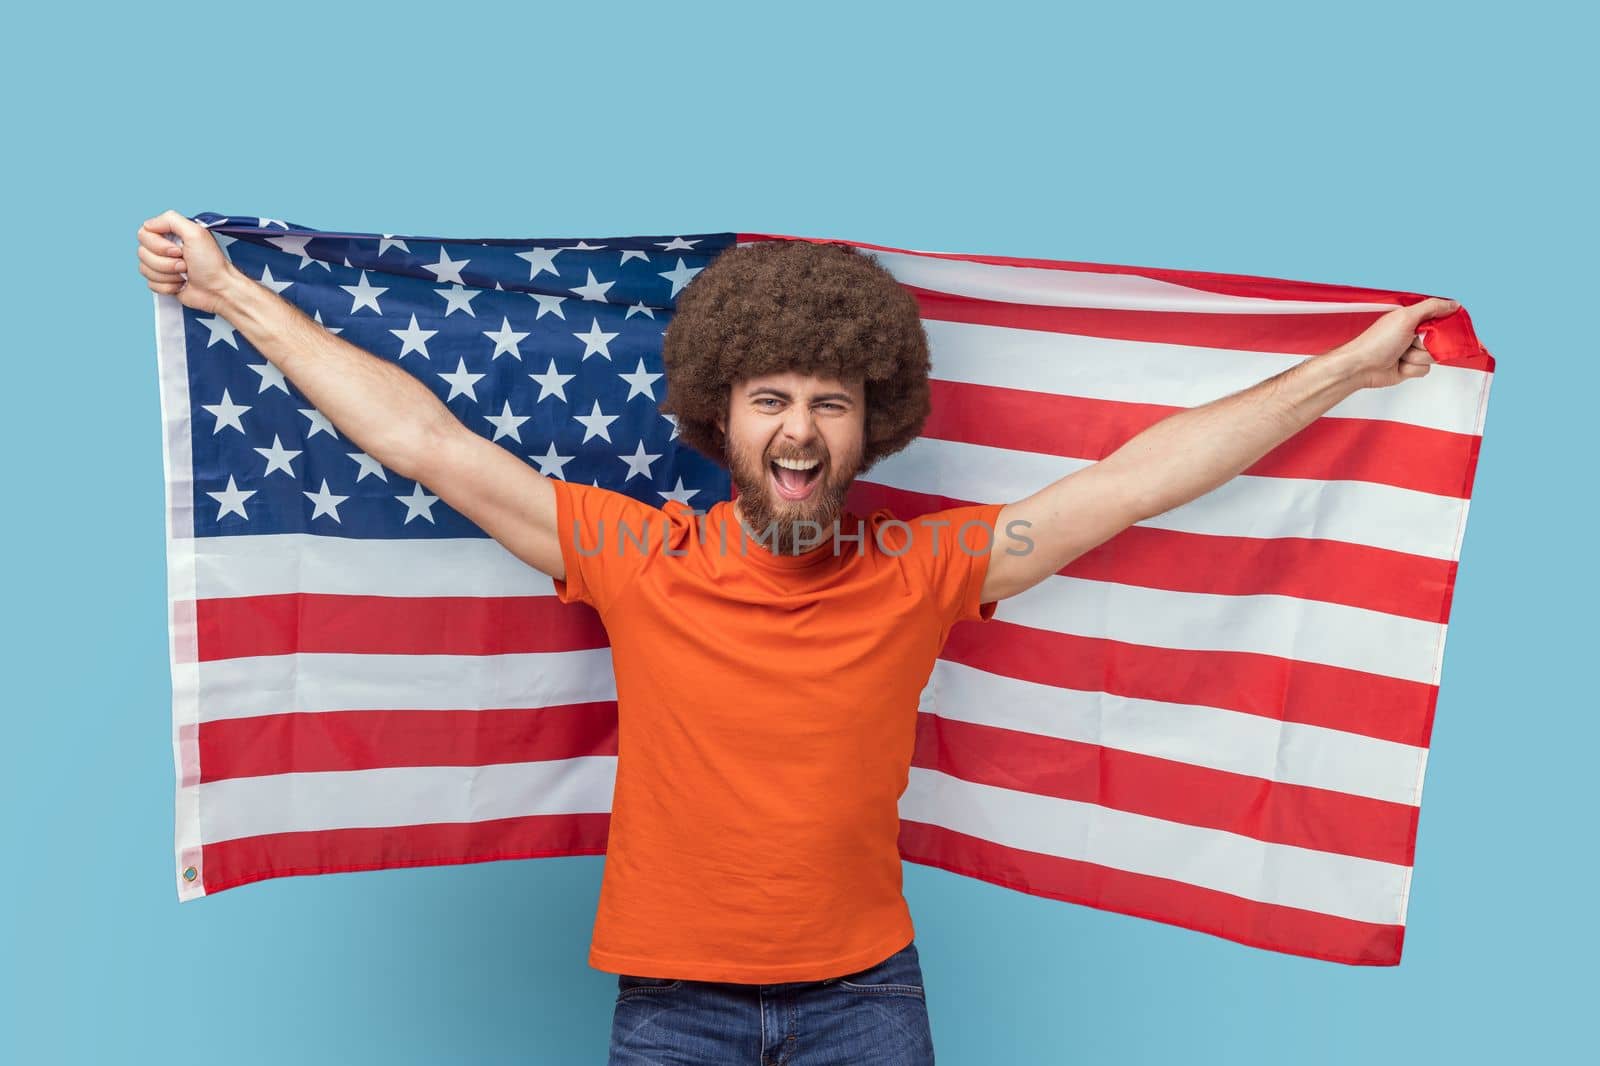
left=718, top=369, right=867, bottom=555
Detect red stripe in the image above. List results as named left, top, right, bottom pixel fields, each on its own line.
left=896, top=820, right=1404, bottom=965
left=198, top=702, right=619, bottom=782
left=196, top=593, right=607, bottom=661
left=193, top=578, right=1438, bottom=748
left=197, top=700, right=1409, bottom=863
left=923, top=378, right=1481, bottom=499
left=200, top=812, right=612, bottom=897
left=914, top=285, right=1404, bottom=359
left=912, top=714, right=1416, bottom=866
left=849, top=481, right=1459, bottom=625
left=939, top=618, right=1437, bottom=748
left=737, top=230, right=1492, bottom=372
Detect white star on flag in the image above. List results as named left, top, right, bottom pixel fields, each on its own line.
left=574, top=318, right=620, bottom=361
left=618, top=441, right=662, bottom=481
left=530, top=362, right=576, bottom=403
left=206, top=475, right=255, bottom=520
left=618, top=358, right=663, bottom=400
left=396, top=482, right=440, bottom=524
left=247, top=361, right=289, bottom=395
left=516, top=246, right=564, bottom=279
left=422, top=248, right=471, bottom=285
left=530, top=442, right=574, bottom=479
left=202, top=390, right=250, bottom=434
left=341, top=270, right=388, bottom=314
left=530, top=293, right=568, bottom=320
left=299, top=407, right=339, bottom=439
left=266, top=234, right=330, bottom=270
left=573, top=400, right=620, bottom=443
left=435, top=284, right=481, bottom=318
left=348, top=451, right=388, bottom=482
left=257, top=264, right=293, bottom=295
left=199, top=314, right=239, bottom=349
left=658, top=476, right=700, bottom=505
left=483, top=317, right=530, bottom=360
left=659, top=258, right=703, bottom=297
left=390, top=314, right=438, bottom=360
left=484, top=400, right=531, bottom=442
left=303, top=479, right=349, bottom=522
left=438, top=358, right=486, bottom=401
left=570, top=269, right=615, bottom=302
left=254, top=435, right=301, bottom=477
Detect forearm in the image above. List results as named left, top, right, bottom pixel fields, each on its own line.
left=1105, top=350, right=1364, bottom=519
left=216, top=270, right=452, bottom=481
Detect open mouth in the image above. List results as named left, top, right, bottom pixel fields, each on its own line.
left=769, top=455, right=824, bottom=501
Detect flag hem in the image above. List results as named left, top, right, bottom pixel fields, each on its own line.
left=154, top=293, right=205, bottom=901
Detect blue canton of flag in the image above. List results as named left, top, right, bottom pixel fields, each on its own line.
left=184, top=213, right=735, bottom=540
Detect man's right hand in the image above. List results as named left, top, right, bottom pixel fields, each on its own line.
left=136, top=210, right=238, bottom=314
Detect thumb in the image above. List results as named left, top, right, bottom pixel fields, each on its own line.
left=1405, top=296, right=1460, bottom=325
left=155, top=209, right=207, bottom=244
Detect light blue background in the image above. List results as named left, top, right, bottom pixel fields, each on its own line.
left=3, top=1, right=1591, bottom=1062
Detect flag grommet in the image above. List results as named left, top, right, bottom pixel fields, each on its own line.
left=182, top=866, right=198, bottom=883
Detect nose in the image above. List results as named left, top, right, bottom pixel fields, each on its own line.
left=778, top=405, right=819, bottom=448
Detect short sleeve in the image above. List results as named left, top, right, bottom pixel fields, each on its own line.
left=875, top=502, right=1006, bottom=629
left=551, top=479, right=670, bottom=614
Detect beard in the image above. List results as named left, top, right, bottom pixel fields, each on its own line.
left=726, top=435, right=861, bottom=556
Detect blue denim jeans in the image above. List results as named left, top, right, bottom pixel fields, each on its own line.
left=607, top=938, right=935, bottom=1065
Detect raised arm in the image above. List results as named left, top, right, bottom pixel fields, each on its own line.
left=136, top=210, right=564, bottom=581
left=978, top=297, right=1460, bottom=604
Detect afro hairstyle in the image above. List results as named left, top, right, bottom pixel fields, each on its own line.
left=658, top=239, right=931, bottom=473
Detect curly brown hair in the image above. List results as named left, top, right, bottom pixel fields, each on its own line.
left=658, top=239, right=931, bottom=473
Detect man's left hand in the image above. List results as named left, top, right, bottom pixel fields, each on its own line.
left=1328, top=297, right=1460, bottom=390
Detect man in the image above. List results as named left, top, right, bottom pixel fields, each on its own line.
left=137, top=210, right=1453, bottom=1065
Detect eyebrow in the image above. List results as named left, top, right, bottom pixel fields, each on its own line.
left=745, top=387, right=856, bottom=404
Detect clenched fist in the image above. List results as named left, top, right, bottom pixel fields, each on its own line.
left=1328, top=297, right=1461, bottom=390
left=136, top=210, right=240, bottom=315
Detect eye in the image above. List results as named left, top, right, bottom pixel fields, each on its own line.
left=818, top=402, right=845, bottom=412
left=756, top=397, right=782, bottom=409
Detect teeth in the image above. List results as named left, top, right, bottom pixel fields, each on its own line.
left=772, top=456, right=820, bottom=471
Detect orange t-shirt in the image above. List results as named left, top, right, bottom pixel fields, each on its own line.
left=551, top=478, right=1005, bottom=983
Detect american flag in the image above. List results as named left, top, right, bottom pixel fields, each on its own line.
left=153, top=213, right=1493, bottom=966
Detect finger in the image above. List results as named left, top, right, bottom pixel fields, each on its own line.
left=139, top=261, right=186, bottom=285
left=1399, top=348, right=1434, bottom=366
left=137, top=225, right=184, bottom=257
left=148, top=280, right=184, bottom=295
left=1398, top=360, right=1432, bottom=379
left=138, top=245, right=185, bottom=273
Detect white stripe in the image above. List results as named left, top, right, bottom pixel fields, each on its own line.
left=924, top=660, right=1426, bottom=805
left=898, top=768, right=1408, bottom=925
left=193, top=533, right=554, bottom=599
left=1001, top=574, right=1441, bottom=685
left=861, top=246, right=1399, bottom=316
left=191, top=528, right=1439, bottom=685
left=864, top=437, right=1469, bottom=561
left=155, top=293, right=205, bottom=901
left=925, top=318, right=1487, bottom=437
left=195, top=757, right=618, bottom=844
left=196, top=649, right=617, bottom=722
left=740, top=236, right=1410, bottom=316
